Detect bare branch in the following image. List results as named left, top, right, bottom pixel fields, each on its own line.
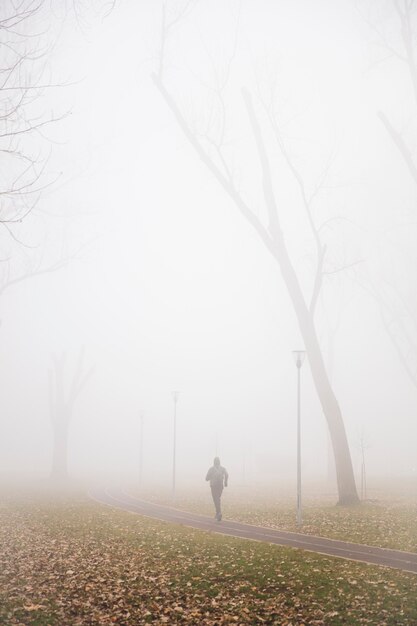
left=323, top=258, right=365, bottom=276
left=356, top=272, right=417, bottom=390
left=395, top=0, right=417, bottom=106
left=258, top=85, right=330, bottom=316
left=241, top=88, right=282, bottom=243
left=157, top=0, right=198, bottom=81
left=0, top=245, right=80, bottom=297
left=309, top=245, right=327, bottom=319
left=356, top=4, right=406, bottom=62
left=0, top=110, right=69, bottom=140
left=378, top=109, right=417, bottom=184
left=152, top=73, right=274, bottom=253
left=379, top=305, right=417, bottom=389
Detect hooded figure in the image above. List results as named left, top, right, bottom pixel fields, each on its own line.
left=205, top=456, right=228, bottom=521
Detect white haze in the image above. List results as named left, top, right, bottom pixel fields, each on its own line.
left=1, top=0, right=416, bottom=492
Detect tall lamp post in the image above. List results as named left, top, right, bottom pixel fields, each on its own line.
left=139, top=412, right=144, bottom=489
left=171, top=390, right=180, bottom=497
left=292, top=350, right=306, bottom=526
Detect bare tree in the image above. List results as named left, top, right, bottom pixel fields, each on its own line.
left=0, top=244, right=76, bottom=306
left=365, top=0, right=417, bottom=181
left=0, top=0, right=116, bottom=291
left=360, top=0, right=417, bottom=390
left=0, top=0, right=116, bottom=332
left=0, top=2, right=65, bottom=242
left=0, top=1, right=77, bottom=313
left=152, top=1, right=359, bottom=504
left=49, top=349, right=94, bottom=480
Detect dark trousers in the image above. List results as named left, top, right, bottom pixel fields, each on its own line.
left=211, top=484, right=223, bottom=517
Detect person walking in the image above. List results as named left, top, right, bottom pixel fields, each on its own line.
left=205, top=456, right=228, bottom=521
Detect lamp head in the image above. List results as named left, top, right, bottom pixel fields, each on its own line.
left=292, top=350, right=306, bottom=368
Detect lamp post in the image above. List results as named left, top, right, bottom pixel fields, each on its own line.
left=139, top=412, right=144, bottom=489
left=171, top=391, right=180, bottom=497
left=292, top=350, right=306, bottom=526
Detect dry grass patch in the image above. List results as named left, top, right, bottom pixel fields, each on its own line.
left=1, top=494, right=417, bottom=625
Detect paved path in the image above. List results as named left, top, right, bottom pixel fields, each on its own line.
left=90, top=488, right=417, bottom=574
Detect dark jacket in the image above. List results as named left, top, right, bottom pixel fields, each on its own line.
left=206, top=464, right=228, bottom=488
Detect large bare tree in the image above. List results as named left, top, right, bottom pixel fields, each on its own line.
left=0, top=1, right=113, bottom=300
left=152, top=1, right=359, bottom=504
left=0, top=1, right=74, bottom=306
left=0, top=2, right=64, bottom=239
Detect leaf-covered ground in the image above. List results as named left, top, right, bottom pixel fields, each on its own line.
left=1, top=494, right=417, bottom=625
left=143, top=486, right=417, bottom=552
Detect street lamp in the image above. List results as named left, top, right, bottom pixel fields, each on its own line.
left=139, top=412, right=144, bottom=489
left=171, top=390, right=180, bottom=497
left=292, top=350, right=306, bottom=526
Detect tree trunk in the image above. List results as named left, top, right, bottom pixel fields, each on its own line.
left=48, top=350, right=93, bottom=483
left=51, top=419, right=69, bottom=480
left=272, top=239, right=358, bottom=504
left=302, top=314, right=358, bottom=504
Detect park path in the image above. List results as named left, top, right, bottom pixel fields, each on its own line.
left=90, top=488, right=417, bottom=574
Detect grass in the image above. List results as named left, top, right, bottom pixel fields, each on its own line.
left=1, top=492, right=417, bottom=625
left=140, top=485, right=417, bottom=552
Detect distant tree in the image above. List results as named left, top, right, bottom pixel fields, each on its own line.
left=368, top=0, right=417, bottom=179
left=49, top=349, right=94, bottom=480
left=360, top=0, right=417, bottom=390
left=152, top=1, right=359, bottom=504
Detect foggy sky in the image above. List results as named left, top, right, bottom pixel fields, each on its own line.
left=1, top=0, right=416, bottom=490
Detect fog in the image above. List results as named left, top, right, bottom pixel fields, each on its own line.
left=1, top=0, right=416, bottom=495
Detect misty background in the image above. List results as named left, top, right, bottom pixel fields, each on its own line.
left=1, top=0, right=416, bottom=490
